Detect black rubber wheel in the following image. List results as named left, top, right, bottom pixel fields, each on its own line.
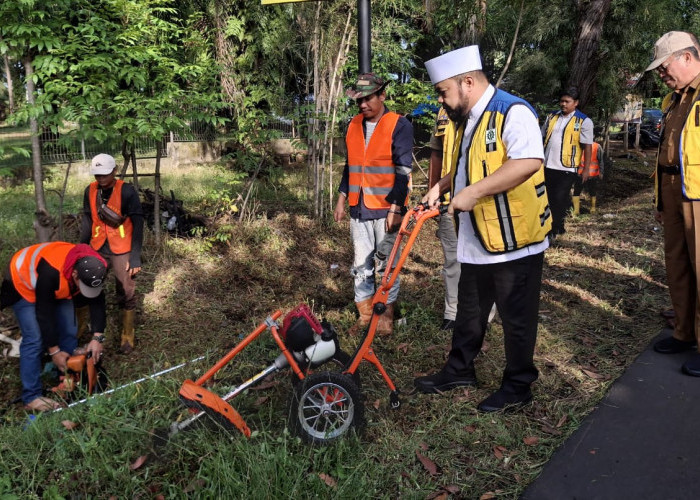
left=289, top=371, right=364, bottom=445
left=292, top=348, right=361, bottom=388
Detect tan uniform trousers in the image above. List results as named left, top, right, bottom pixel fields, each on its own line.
left=661, top=173, right=700, bottom=348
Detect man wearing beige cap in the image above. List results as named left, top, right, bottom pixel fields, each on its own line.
left=80, top=153, right=144, bottom=354
left=414, top=46, right=551, bottom=412
left=646, top=31, right=700, bottom=377
left=334, top=73, right=413, bottom=336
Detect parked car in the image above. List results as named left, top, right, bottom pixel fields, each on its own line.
left=641, top=108, right=662, bottom=133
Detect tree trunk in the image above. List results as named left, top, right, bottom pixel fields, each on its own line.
left=2, top=41, right=15, bottom=113
left=154, top=144, right=161, bottom=243
left=567, top=0, right=613, bottom=110
left=24, top=56, right=53, bottom=242
left=495, top=0, right=524, bottom=89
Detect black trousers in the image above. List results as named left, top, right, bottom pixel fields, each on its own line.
left=446, top=252, right=544, bottom=394
left=545, top=168, right=578, bottom=235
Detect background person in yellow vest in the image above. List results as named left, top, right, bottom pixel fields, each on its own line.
left=334, top=73, right=414, bottom=336
left=542, top=88, right=593, bottom=240
left=415, top=45, right=551, bottom=412
left=572, top=141, right=604, bottom=215
left=0, top=243, right=107, bottom=412
left=646, top=31, right=700, bottom=376
left=80, top=154, right=144, bottom=354
left=429, top=107, right=497, bottom=332
left=428, top=107, right=461, bottom=331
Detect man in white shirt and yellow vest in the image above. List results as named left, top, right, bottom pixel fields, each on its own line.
left=646, top=31, right=700, bottom=376
left=415, top=46, right=551, bottom=412
left=542, top=88, right=593, bottom=240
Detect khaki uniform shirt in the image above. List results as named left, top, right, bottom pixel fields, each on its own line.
left=659, top=72, right=700, bottom=167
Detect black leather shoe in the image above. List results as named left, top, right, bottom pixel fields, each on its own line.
left=440, top=319, right=455, bottom=331
left=682, top=353, right=700, bottom=377
left=653, top=336, right=697, bottom=354
left=477, top=389, right=532, bottom=413
left=414, top=369, right=477, bottom=394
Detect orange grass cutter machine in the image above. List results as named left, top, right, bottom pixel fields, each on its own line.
left=174, top=203, right=444, bottom=443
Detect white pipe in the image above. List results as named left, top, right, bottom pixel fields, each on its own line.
left=52, top=355, right=207, bottom=412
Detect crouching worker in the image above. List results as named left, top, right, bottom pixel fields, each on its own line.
left=0, top=243, right=107, bottom=412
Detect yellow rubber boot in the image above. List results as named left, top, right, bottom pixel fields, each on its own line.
left=590, top=196, right=597, bottom=213
left=120, top=309, right=136, bottom=354
left=572, top=196, right=580, bottom=216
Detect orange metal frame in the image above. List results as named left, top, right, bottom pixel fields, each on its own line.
left=177, top=204, right=442, bottom=436
left=344, top=204, right=442, bottom=392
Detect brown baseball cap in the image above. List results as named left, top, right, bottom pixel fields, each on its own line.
left=346, top=73, right=389, bottom=99
left=646, top=31, right=697, bottom=71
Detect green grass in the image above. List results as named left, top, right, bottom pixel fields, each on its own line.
left=0, top=151, right=669, bottom=498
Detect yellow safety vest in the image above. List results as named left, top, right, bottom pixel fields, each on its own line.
left=544, top=110, right=588, bottom=169
left=451, top=90, right=551, bottom=253
left=655, top=88, right=700, bottom=209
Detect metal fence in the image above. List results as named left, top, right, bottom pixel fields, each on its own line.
left=0, top=108, right=301, bottom=171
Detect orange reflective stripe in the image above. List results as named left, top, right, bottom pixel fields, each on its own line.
left=10, top=242, right=74, bottom=303
left=346, top=112, right=401, bottom=209
left=89, top=180, right=133, bottom=253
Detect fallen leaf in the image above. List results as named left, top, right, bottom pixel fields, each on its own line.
left=582, top=368, right=605, bottom=380
left=556, top=415, right=568, bottom=428
left=442, top=485, right=460, bottom=494
left=318, top=473, right=337, bottom=488
left=130, top=455, right=148, bottom=470
left=396, top=342, right=409, bottom=353
left=480, top=492, right=496, bottom=500
left=253, top=396, right=269, bottom=406
left=589, top=449, right=597, bottom=455
left=416, top=451, right=440, bottom=476
left=540, top=424, right=562, bottom=436
left=61, top=420, right=78, bottom=430
left=251, top=380, right=279, bottom=391
left=183, top=479, right=206, bottom=493
left=425, top=344, right=446, bottom=352
left=373, top=399, right=381, bottom=410
left=465, top=425, right=477, bottom=433
left=493, top=446, right=507, bottom=459
left=426, top=492, right=448, bottom=500
left=523, top=436, right=539, bottom=446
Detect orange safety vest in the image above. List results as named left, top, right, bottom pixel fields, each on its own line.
left=89, top=180, right=134, bottom=254
left=577, top=142, right=601, bottom=177
left=9, top=242, right=74, bottom=303
left=346, top=112, right=403, bottom=209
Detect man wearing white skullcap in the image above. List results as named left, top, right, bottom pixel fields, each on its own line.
left=414, top=45, right=552, bottom=413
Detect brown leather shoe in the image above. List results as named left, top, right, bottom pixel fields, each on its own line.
left=348, top=299, right=373, bottom=336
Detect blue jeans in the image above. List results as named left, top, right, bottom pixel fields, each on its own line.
left=350, top=218, right=400, bottom=304
left=13, top=298, right=77, bottom=404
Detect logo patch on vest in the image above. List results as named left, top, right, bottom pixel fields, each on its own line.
left=485, top=128, right=497, bottom=152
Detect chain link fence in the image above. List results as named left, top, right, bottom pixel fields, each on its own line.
left=0, top=104, right=303, bottom=172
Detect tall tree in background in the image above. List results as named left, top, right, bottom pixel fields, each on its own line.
left=0, top=0, right=69, bottom=241
left=566, top=0, right=613, bottom=109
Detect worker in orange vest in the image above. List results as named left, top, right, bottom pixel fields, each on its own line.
left=80, top=154, right=144, bottom=354
left=334, top=73, right=413, bottom=336
left=572, top=141, right=604, bottom=215
left=0, top=242, right=107, bottom=412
